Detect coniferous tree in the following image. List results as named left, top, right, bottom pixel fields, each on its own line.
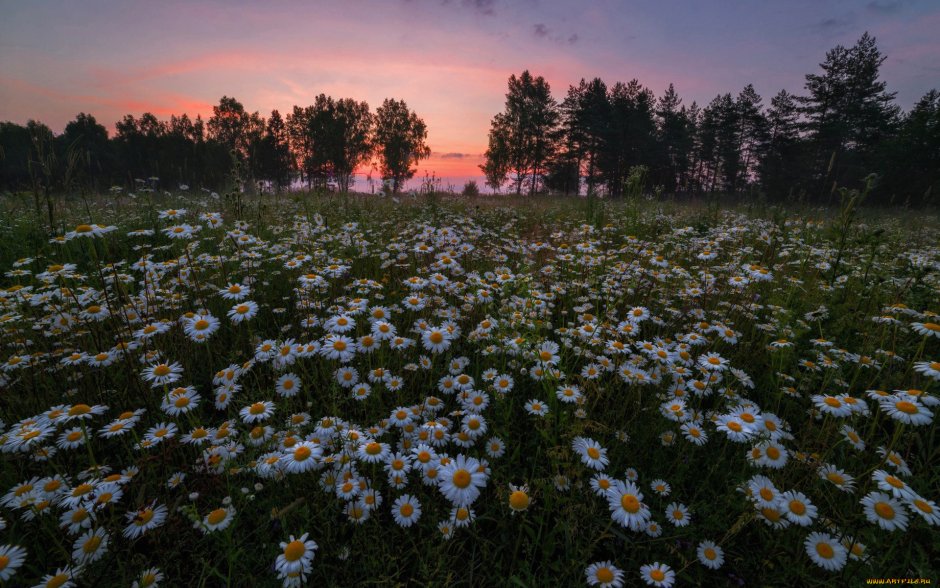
left=602, top=80, right=656, bottom=196
left=562, top=78, right=609, bottom=195
left=798, top=32, right=899, bottom=192
left=760, top=90, right=804, bottom=199
left=734, top=84, right=770, bottom=191
left=879, top=90, right=940, bottom=205
left=655, top=84, right=694, bottom=193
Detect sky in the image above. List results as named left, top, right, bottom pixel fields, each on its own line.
left=1, top=0, right=938, bottom=185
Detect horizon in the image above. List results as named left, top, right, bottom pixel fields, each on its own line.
left=1, top=0, right=938, bottom=181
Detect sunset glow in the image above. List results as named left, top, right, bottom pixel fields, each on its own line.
left=2, top=0, right=938, bottom=181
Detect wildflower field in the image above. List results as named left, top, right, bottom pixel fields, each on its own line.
left=0, top=191, right=937, bottom=587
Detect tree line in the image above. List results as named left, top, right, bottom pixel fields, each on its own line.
left=481, top=32, right=938, bottom=204
left=0, top=96, right=430, bottom=195
left=2, top=32, right=937, bottom=205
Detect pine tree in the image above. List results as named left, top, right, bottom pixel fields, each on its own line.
left=734, top=84, right=769, bottom=191
left=798, top=32, right=899, bottom=192
left=760, top=90, right=804, bottom=198
left=655, top=84, right=693, bottom=193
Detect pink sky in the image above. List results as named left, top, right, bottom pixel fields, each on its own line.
left=2, top=0, right=938, bottom=179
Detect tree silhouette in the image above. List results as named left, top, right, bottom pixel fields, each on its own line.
left=373, top=98, right=430, bottom=193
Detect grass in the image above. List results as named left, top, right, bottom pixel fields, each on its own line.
left=0, top=189, right=937, bottom=587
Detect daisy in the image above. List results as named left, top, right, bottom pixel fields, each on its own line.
left=0, top=544, right=26, bottom=582
left=508, top=484, right=531, bottom=513
left=485, top=437, right=506, bottom=458
left=493, top=374, right=514, bottom=394
left=911, top=322, right=940, bottom=338
left=438, top=454, right=487, bottom=506
left=804, top=531, right=847, bottom=571
left=841, top=425, right=866, bottom=451
left=282, top=442, right=322, bottom=474
left=872, top=469, right=915, bottom=500
left=524, top=399, right=549, bottom=417
left=34, top=566, right=81, bottom=588
left=240, top=401, right=275, bottom=423
left=697, top=540, right=724, bottom=569
left=357, top=487, right=383, bottom=512
left=72, top=528, right=109, bottom=563
left=585, top=561, right=624, bottom=587
left=680, top=421, right=708, bottom=445
left=276, top=373, right=302, bottom=398
left=158, top=208, right=187, bottom=220
left=639, top=562, right=675, bottom=587
left=161, top=387, right=200, bottom=416
left=590, top=474, right=615, bottom=497
left=422, top=327, right=452, bottom=354
left=200, top=506, right=235, bottom=533
left=607, top=480, right=650, bottom=530
left=123, top=502, right=168, bottom=539
left=358, top=441, right=391, bottom=464
left=913, top=360, right=940, bottom=381
left=391, top=494, right=422, bottom=527
left=275, top=533, right=317, bottom=578
left=228, top=301, right=259, bottom=323
left=779, top=490, right=817, bottom=526
left=860, top=491, right=909, bottom=531
left=133, top=567, right=164, bottom=588
left=818, top=465, right=856, bottom=493
left=812, top=394, right=854, bottom=418
left=220, top=282, right=250, bottom=301
left=698, top=352, right=728, bottom=371
left=650, top=479, right=671, bottom=497
left=880, top=396, right=933, bottom=426
left=665, top=502, right=691, bottom=527
left=715, top=414, right=757, bottom=443
left=907, top=495, right=940, bottom=525
left=183, top=314, right=220, bottom=342
left=573, top=437, right=609, bottom=471
left=321, top=334, right=356, bottom=363
left=164, top=224, right=195, bottom=239
left=142, top=362, right=183, bottom=388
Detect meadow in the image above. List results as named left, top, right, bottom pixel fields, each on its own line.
left=0, top=189, right=937, bottom=587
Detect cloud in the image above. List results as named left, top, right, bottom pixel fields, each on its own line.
left=866, top=0, right=907, bottom=14
left=437, top=152, right=473, bottom=159
left=430, top=0, right=496, bottom=15
left=463, top=0, right=495, bottom=16
left=533, top=24, right=579, bottom=45
left=813, top=15, right=856, bottom=34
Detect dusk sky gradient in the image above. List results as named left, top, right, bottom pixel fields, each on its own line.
left=2, top=0, right=938, bottom=181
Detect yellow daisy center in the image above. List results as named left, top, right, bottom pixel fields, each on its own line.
left=595, top=567, right=614, bottom=583
left=874, top=502, right=895, bottom=519
left=509, top=491, right=530, bottom=511
left=621, top=494, right=640, bottom=514
left=815, top=542, right=834, bottom=559
left=894, top=401, right=917, bottom=414
left=206, top=508, right=228, bottom=525
left=452, top=469, right=471, bottom=489
left=283, top=540, right=306, bottom=562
